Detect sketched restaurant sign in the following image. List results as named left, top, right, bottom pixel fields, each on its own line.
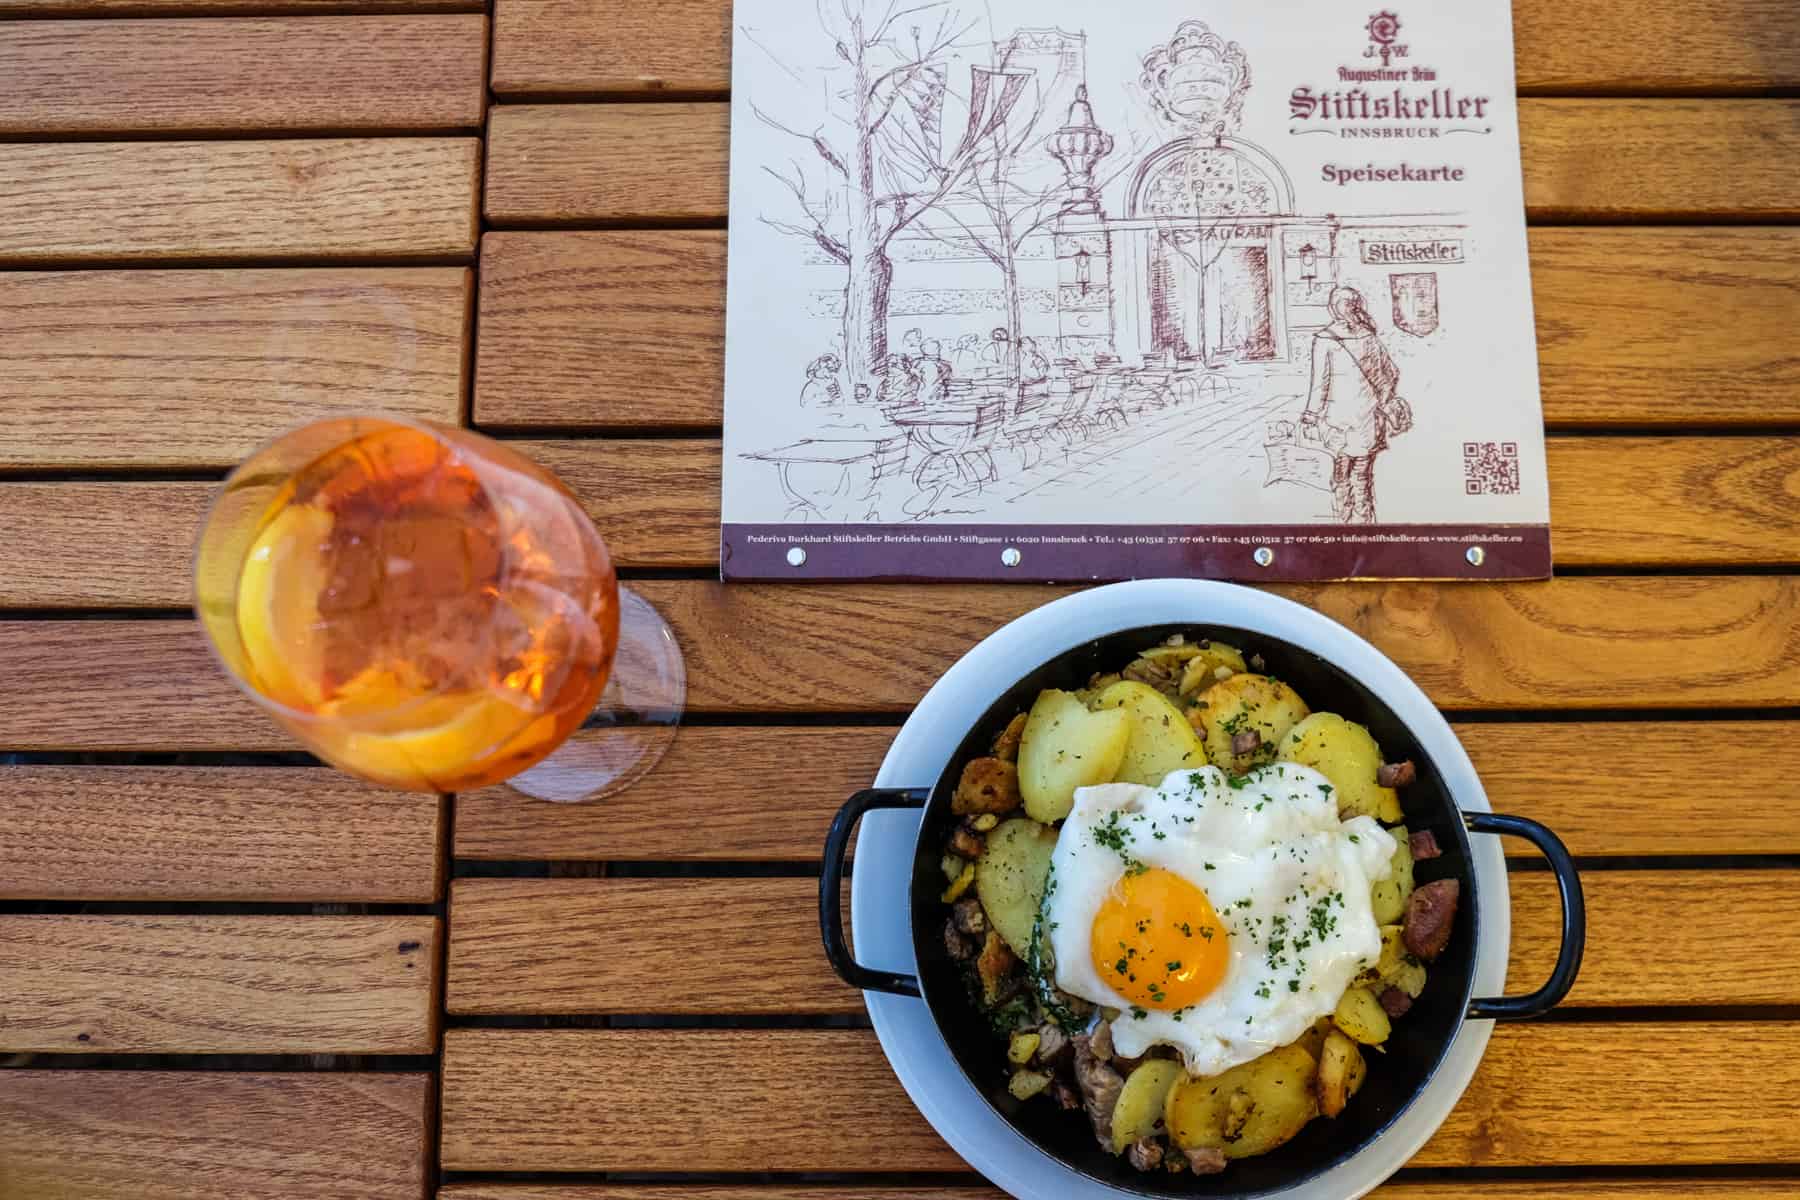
left=1289, top=9, right=1496, bottom=138
left=1362, top=239, right=1463, bottom=264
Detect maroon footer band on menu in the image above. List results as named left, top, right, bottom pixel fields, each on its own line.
left=721, top=524, right=1552, bottom=583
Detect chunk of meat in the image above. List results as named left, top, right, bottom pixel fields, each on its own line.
left=1377, top=759, right=1417, bottom=788
left=1409, top=829, right=1442, bottom=860
left=943, top=919, right=976, bottom=962
left=1184, top=1146, right=1227, bottom=1174
left=1050, top=1078, right=1082, bottom=1111
left=948, top=826, right=985, bottom=859
left=1127, top=1137, right=1165, bottom=1172
left=1402, top=878, right=1461, bottom=961
left=1123, top=655, right=1182, bottom=697
left=977, top=929, right=1020, bottom=1005
left=951, top=897, right=987, bottom=936
left=1379, top=986, right=1414, bottom=1018
left=991, top=713, right=1027, bottom=764
left=1231, top=729, right=1262, bottom=756
left=1088, top=1019, right=1114, bottom=1061
left=1034, top=1022, right=1069, bottom=1066
left=1071, top=1033, right=1126, bottom=1148
left=952, top=757, right=1022, bottom=815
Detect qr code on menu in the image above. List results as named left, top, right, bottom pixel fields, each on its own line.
left=1463, top=442, right=1520, bottom=495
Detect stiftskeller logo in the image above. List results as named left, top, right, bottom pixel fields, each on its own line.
left=1290, top=7, right=1493, bottom=136
left=1364, top=11, right=1407, bottom=66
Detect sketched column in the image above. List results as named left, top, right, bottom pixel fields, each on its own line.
left=1048, top=86, right=1117, bottom=362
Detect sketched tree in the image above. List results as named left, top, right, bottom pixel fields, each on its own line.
left=747, top=0, right=1027, bottom=388
left=920, top=64, right=1141, bottom=379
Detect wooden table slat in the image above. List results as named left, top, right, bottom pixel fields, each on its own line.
left=444, top=870, right=1800, bottom=1015
left=0, top=766, right=442, bottom=903
left=0, top=1071, right=431, bottom=1200
left=478, top=101, right=1800, bottom=224
left=440, top=1023, right=1800, bottom=1171
left=0, top=15, right=486, bottom=136
left=485, top=103, right=726, bottom=223
left=0, top=139, right=480, bottom=265
left=0, top=267, right=470, bottom=470
left=439, top=1186, right=1800, bottom=1200
left=472, top=227, right=1800, bottom=431
left=454, top=721, right=1800, bottom=862
left=486, top=0, right=1800, bottom=96
left=4, top=577, right=1798, bottom=748
left=0, top=915, right=439, bottom=1053
left=1, top=0, right=479, bottom=13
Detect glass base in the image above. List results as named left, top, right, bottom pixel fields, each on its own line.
left=502, top=586, right=686, bottom=803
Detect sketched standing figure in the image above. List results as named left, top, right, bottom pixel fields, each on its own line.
left=1301, top=286, right=1412, bottom=524
left=798, top=354, right=843, bottom=410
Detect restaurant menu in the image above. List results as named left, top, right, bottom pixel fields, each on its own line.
left=719, top=0, right=1550, bottom=581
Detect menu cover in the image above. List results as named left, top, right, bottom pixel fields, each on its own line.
left=720, top=0, right=1549, bottom=582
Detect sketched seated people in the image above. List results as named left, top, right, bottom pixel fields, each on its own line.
left=1018, top=337, right=1050, bottom=387
left=979, top=326, right=1012, bottom=372
left=950, top=332, right=983, bottom=374
left=915, top=339, right=952, bottom=407
left=797, top=354, right=843, bottom=411
left=899, top=327, right=924, bottom=364
left=875, top=353, right=924, bottom=422
left=1300, top=285, right=1413, bottom=524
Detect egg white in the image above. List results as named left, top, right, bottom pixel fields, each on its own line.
left=1044, top=764, right=1396, bottom=1077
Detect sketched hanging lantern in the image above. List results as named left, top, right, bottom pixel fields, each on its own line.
left=1048, top=85, right=1115, bottom=215
left=1074, top=246, right=1092, bottom=294
left=1298, top=243, right=1319, bottom=285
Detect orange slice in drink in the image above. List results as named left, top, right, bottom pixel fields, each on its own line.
left=235, top=501, right=335, bottom=711
left=310, top=664, right=561, bottom=792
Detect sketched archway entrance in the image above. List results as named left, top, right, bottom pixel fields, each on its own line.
left=1128, top=137, right=1295, bottom=364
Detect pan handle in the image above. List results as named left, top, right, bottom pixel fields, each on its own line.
left=1464, top=811, right=1585, bottom=1020
left=820, top=787, right=930, bottom=998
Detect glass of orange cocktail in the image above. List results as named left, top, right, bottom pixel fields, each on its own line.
left=195, top=415, right=684, bottom=801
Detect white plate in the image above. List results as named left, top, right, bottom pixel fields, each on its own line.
left=850, top=579, right=1508, bottom=1199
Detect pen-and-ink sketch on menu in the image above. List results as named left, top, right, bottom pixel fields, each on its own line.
left=721, top=1, right=1551, bottom=580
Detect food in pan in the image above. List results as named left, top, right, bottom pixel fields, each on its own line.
left=937, top=634, right=1455, bottom=1175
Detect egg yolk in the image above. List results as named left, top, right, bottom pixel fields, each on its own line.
left=1090, top=868, right=1230, bottom=1011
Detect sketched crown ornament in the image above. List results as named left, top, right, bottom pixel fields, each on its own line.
left=1138, top=19, right=1252, bottom=139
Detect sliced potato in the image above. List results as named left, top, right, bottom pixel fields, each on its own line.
left=975, top=817, right=1058, bottom=955
left=940, top=860, right=975, bottom=903
left=1111, top=1059, right=1184, bottom=1153
left=1017, top=689, right=1132, bottom=822
left=1092, top=680, right=1208, bottom=786
left=1276, top=712, right=1402, bottom=822
left=1178, top=642, right=1249, bottom=695
left=1292, top=1016, right=1332, bottom=1060
left=1165, top=1044, right=1318, bottom=1160
left=1374, top=923, right=1428, bottom=998
left=1191, top=674, right=1310, bottom=772
left=1370, top=826, right=1415, bottom=925
left=992, top=712, right=1027, bottom=762
left=1008, top=1031, right=1042, bottom=1065
left=1333, top=985, right=1392, bottom=1046
left=1315, top=1029, right=1366, bottom=1118
left=1009, top=1069, right=1052, bottom=1100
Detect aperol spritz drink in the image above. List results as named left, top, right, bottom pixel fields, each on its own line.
left=197, top=416, right=678, bottom=798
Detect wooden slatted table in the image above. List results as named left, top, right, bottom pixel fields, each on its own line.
left=0, top=1, right=1796, bottom=1198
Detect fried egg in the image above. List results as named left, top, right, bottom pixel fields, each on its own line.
left=1043, top=763, right=1396, bottom=1077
